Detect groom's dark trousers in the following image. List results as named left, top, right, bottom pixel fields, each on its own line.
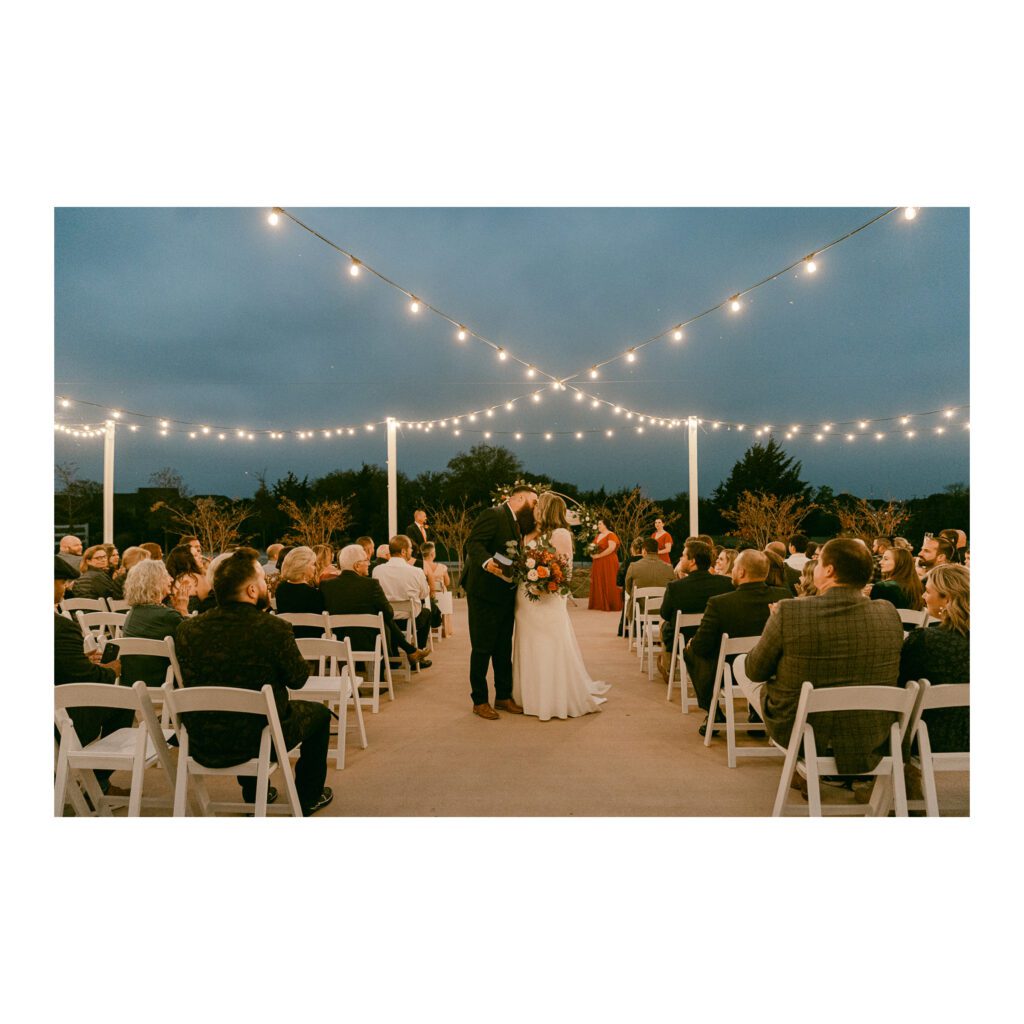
left=463, top=502, right=520, bottom=706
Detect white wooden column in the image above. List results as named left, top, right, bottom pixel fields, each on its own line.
left=103, top=419, right=115, bottom=542
left=688, top=416, right=699, bottom=536
left=386, top=418, right=398, bottom=539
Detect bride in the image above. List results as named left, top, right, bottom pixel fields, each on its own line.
left=512, top=492, right=611, bottom=720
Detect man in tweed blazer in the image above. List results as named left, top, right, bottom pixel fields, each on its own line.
left=740, top=538, right=904, bottom=775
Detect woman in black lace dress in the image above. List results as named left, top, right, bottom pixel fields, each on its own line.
left=898, top=564, right=969, bottom=751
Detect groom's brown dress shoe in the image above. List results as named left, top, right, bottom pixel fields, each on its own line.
left=473, top=703, right=500, bottom=720
left=494, top=698, right=524, bottom=714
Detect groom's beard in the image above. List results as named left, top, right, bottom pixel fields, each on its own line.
left=516, top=507, right=536, bottom=534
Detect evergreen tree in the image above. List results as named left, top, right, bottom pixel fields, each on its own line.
left=711, top=437, right=810, bottom=511
left=441, top=444, right=524, bottom=506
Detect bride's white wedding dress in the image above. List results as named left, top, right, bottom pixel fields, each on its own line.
left=512, top=527, right=611, bottom=720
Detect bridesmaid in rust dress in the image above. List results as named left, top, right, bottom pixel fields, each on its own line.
left=651, top=518, right=673, bottom=565
left=589, top=519, right=623, bottom=611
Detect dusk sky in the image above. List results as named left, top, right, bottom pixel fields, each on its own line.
left=54, top=207, right=969, bottom=500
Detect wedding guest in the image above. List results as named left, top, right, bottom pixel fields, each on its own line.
left=369, top=544, right=390, bottom=574
left=892, top=537, right=913, bottom=553
left=869, top=547, right=924, bottom=610
left=165, top=543, right=212, bottom=613
left=683, top=550, right=790, bottom=733
left=795, top=559, right=818, bottom=597
left=102, top=544, right=120, bottom=575
left=420, top=542, right=451, bottom=634
left=899, top=564, right=969, bottom=753
left=616, top=538, right=644, bottom=637
left=58, top=534, right=84, bottom=572
left=108, top=545, right=151, bottom=601
left=322, top=543, right=430, bottom=667
left=938, top=528, right=966, bottom=565
left=405, top=510, right=431, bottom=557
left=763, top=549, right=789, bottom=591
left=121, top=558, right=190, bottom=687
left=713, top=548, right=738, bottom=577
left=274, top=546, right=326, bottom=637
left=174, top=548, right=333, bottom=815
left=784, top=535, right=809, bottom=572
left=918, top=535, right=955, bottom=577
left=765, top=541, right=800, bottom=593
left=651, top=517, right=673, bottom=565
left=373, top=535, right=433, bottom=651
left=139, top=542, right=163, bottom=563
left=263, top=543, right=284, bottom=568
left=195, top=552, right=232, bottom=614
left=73, top=545, right=117, bottom=599
left=588, top=518, right=623, bottom=611
left=658, top=540, right=732, bottom=662
left=624, top=539, right=675, bottom=630
left=356, top=536, right=375, bottom=562
left=804, top=540, right=819, bottom=560
left=740, top=539, right=904, bottom=775
left=313, top=543, right=341, bottom=584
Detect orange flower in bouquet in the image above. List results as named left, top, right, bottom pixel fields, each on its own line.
left=504, top=534, right=573, bottom=602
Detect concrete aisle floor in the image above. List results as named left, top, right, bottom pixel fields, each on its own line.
left=124, top=597, right=968, bottom=817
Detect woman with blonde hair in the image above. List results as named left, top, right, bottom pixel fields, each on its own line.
left=275, top=546, right=326, bottom=636
left=795, top=559, right=818, bottom=597
left=898, top=563, right=970, bottom=753
left=513, top=491, right=611, bottom=720
left=312, top=543, right=340, bottom=584
left=713, top=547, right=738, bottom=577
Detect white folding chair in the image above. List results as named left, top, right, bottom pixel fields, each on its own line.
left=75, top=610, right=127, bottom=646
left=60, top=597, right=109, bottom=616
left=898, top=607, right=930, bottom=634
left=632, top=588, right=665, bottom=675
left=907, top=679, right=970, bottom=817
left=771, top=679, right=920, bottom=817
left=708, top=642, right=784, bottom=766
left=115, top=637, right=176, bottom=725
left=290, top=637, right=368, bottom=769
left=665, top=610, right=703, bottom=710
left=389, top=598, right=419, bottom=649
left=274, top=611, right=331, bottom=638
left=326, top=612, right=399, bottom=694
left=106, top=599, right=131, bottom=613
left=54, top=680, right=176, bottom=817
left=163, top=683, right=303, bottom=817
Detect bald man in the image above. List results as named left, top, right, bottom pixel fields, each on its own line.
left=58, top=535, right=84, bottom=572
left=683, top=550, right=791, bottom=734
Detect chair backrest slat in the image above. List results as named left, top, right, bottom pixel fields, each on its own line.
left=55, top=682, right=142, bottom=713
left=165, top=685, right=272, bottom=717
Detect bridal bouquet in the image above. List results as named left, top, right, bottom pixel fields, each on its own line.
left=504, top=535, right=572, bottom=602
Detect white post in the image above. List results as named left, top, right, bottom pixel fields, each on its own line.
left=103, top=419, right=115, bottom=542
left=386, top=418, right=398, bottom=540
left=688, top=416, right=698, bottom=537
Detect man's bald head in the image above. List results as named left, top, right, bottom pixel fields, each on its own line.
left=733, top=549, right=770, bottom=584
left=59, top=535, right=83, bottom=555
left=764, top=541, right=787, bottom=559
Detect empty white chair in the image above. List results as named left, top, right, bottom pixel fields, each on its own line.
left=326, top=612, right=400, bottom=693
left=54, top=680, right=176, bottom=817
left=907, top=679, right=970, bottom=817
left=274, top=611, right=331, bottom=638
left=665, top=610, right=703, bottom=710
left=633, top=588, right=665, bottom=676
left=771, top=679, right=920, bottom=817
left=708, top=641, right=783, bottom=766
left=75, top=610, right=127, bottom=646
left=290, top=636, right=368, bottom=769
left=163, top=683, right=303, bottom=817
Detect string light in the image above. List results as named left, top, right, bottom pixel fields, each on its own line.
left=672, top=329, right=683, bottom=341
left=486, top=409, right=494, bottom=418
left=589, top=368, right=599, bottom=379
left=532, top=393, right=542, bottom=403
left=904, top=207, right=918, bottom=220
left=544, top=433, right=552, bottom=441
left=267, top=209, right=280, bottom=226
left=457, top=328, right=467, bottom=341
left=804, top=256, right=818, bottom=274
left=409, top=298, right=420, bottom=313
left=575, top=392, right=585, bottom=402
left=526, top=367, right=536, bottom=378
left=497, top=348, right=508, bottom=361
left=349, top=259, right=360, bottom=277
left=575, top=432, right=583, bottom=439
left=729, top=296, right=742, bottom=312
left=626, top=349, right=636, bottom=363
left=514, top=432, right=522, bottom=440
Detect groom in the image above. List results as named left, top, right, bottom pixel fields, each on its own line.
left=462, top=484, right=539, bottom=720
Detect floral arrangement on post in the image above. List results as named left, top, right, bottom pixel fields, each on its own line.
left=503, top=534, right=572, bottom=602
left=565, top=502, right=600, bottom=536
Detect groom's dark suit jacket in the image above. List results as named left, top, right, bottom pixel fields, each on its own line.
left=463, top=503, right=520, bottom=649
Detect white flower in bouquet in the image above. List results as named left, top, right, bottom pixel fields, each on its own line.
left=527, top=569, right=539, bottom=581
left=525, top=557, right=536, bottom=568
left=526, top=539, right=537, bottom=549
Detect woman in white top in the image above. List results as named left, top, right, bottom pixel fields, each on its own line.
left=512, top=492, right=610, bottom=720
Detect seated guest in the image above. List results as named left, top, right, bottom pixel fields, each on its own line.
left=938, top=528, right=966, bottom=565
left=795, top=559, right=818, bottom=597
left=166, top=543, right=212, bottom=614
left=713, top=547, right=738, bottom=577
left=871, top=536, right=893, bottom=582
left=683, top=550, right=791, bottom=734
left=121, top=559, right=190, bottom=687
left=785, top=534, right=810, bottom=571
left=899, top=563, right=969, bottom=753
left=73, top=545, right=118, bottom=599
left=194, top=552, right=231, bottom=614
left=108, top=545, right=150, bottom=602
left=917, top=535, right=955, bottom=578
left=321, top=543, right=430, bottom=667
left=658, top=540, right=733, bottom=666
left=765, top=541, right=800, bottom=593
left=616, top=537, right=644, bottom=636
left=369, top=544, right=391, bottom=574
left=373, top=535, right=433, bottom=652
left=625, top=538, right=676, bottom=631
left=420, top=542, right=451, bottom=633
left=804, top=540, right=818, bottom=561
left=174, top=548, right=333, bottom=815
left=262, top=542, right=284, bottom=567
left=740, top=538, right=904, bottom=775
left=313, top=543, right=341, bottom=584
left=182, top=536, right=207, bottom=570
left=58, top=534, right=84, bottom=572
left=54, top=556, right=130, bottom=794
left=892, top=537, right=913, bottom=552
left=356, top=536, right=375, bottom=563
left=274, top=546, right=326, bottom=637
left=102, top=544, right=121, bottom=576
left=139, top=542, right=163, bottom=563
left=869, top=546, right=924, bottom=610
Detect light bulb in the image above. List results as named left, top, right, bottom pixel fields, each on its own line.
left=737, top=424, right=744, bottom=431
left=900, top=416, right=910, bottom=425
left=483, top=431, right=491, bottom=439
left=486, top=409, right=494, bottom=418
left=497, top=349, right=507, bottom=361
left=575, top=432, right=583, bottom=440
left=160, top=429, right=168, bottom=436
left=673, top=329, right=683, bottom=341
left=846, top=433, right=855, bottom=441
left=591, top=399, right=599, bottom=408
left=453, top=429, right=461, bottom=437
left=60, top=399, right=70, bottom=407
left=613, top=406, right=621, bottom=414
left=202, top=426, right=210, bottom=434
left=526, top=367, right=536, bottom=378
left=575, top=392, right=584, bottom=402
left=439, top=421, right=446, bottom=428
left=712, top=422, right=720, bottom=429
left=815, top=433, right=823, bottom=441
left=944, top=409, right=954, bottom=418
left=858, top=421, right=867, bottom=430
left=936, top=426, right=945, bottom=434
left=532, top=393, right=542, bottom=403
left=468, top=414, right=477, bottom=423
left=637, top=426, right=645, bottom=434
left=349, top=261, right=360, bottom=277
left=112, top=411, right=121, bottom=419
left=130, top=425, right=138, bottom=432
left=805, top=258, right=817, bottom=274
left=366, top=424, right=375, bottom=431
left=409, top=298, right=420, bottom=313
left=823, top=424, right=832, bottom=432
left=730, top=296, right=741, bottom=312
left=189, top=431, right=197, bottom=439
left=267, top=210, right=280, bottom=226
left=904, top=207, right=918, bottom=220
left=457, top=328, right=467, bottom=341
left=544, top=433, right=553, bottom=441
left=453, top=418, right=460, bottom=425
left=218, top=433, right=226, bottom=440
left=514, top=432, right=522, bottom=440
left=638, top=416, right=645, bottom=424
left=606, top=430, right=613, bottom=437
left=626, top=412, right=633, bottom=420
left=161, top=420, right=169, bottom=428
left=785, top=432, right=793, bottom=439
left=626, top=350, right=636, bottom=363
left=589, top=368, right=599, bottom=379
left=907, top=430, right=916, bottom=438
left=876, top=433, right=884, bottom=440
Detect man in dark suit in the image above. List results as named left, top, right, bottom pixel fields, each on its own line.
left=683, top=549, right=790, bottom=733
left=174, top=548, right=334, bottom=816
left=741, top=538, right=904, bottom=775
left=658, top=540, right=733, bottom=654
left=321, top=544, right=430, bottom=668
left=405, top=509, right=431, bottom=557
left=463, top=484, right=538, bottom=719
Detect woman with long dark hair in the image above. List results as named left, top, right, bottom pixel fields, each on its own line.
left=870, top=547, right=924, bottom=610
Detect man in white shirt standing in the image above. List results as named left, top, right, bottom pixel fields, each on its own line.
left=372, top=535, right=433, bottom=653
left=784, top=534, right=810, bottom=572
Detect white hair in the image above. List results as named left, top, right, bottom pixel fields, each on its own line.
left=123, top=558, right=171, bottom=606
left=338, top=544, right=369, bottom=572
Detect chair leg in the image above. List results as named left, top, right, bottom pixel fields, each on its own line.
left=254, top=730, right=272, bottom=817
left=724, top=680, right=737, bottom=769
left=173, top=733, right=190, bottom=816
left=667, top=636, right=678, bottom=701
left=704, top=676, right=723, bottom=746
left=352, top=684, right=368, bottom=749
left=337, top=698, right=348, bottom=770
left=803, top=730, right=822, bottom=816
left=772, top=734, right=802, bottom=817
left=128, top=733, right=148, bottom=817
left=918, top=728, right=940, bottom=817
left=890, top=726, right=908, bottom=817
left=54, top=746, right=72, bottom=817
